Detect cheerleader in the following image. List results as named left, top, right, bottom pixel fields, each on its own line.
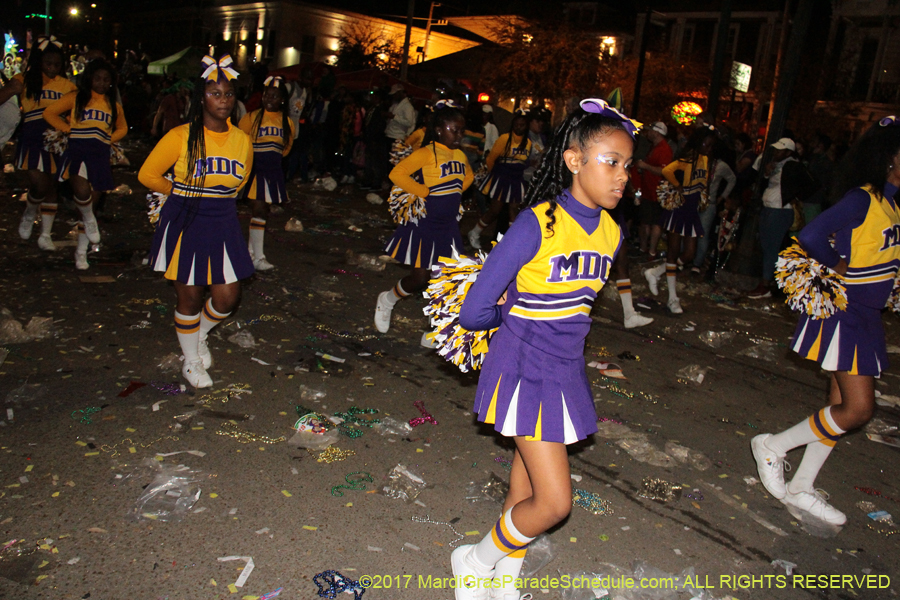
left=0, top=37, right=76, bottom=251
left=43, top=59, right=126, bottom=270
left=238, top=75, right=294, bottom=271
left=467, top=111, right=533, bottom=249
left=374, top=101, right=473, bottom=346
left=453, top=99, right=635, bottom=600
left=643, top=127, right=715, bottom=313
left=751, top=118, right=900, bottom=525
left=138, top=55, right=254, bottom=389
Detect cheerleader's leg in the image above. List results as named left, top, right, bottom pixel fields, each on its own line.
left=71, top=175, right=101, bottom=244
left=249, top=198, right=272, bottom=270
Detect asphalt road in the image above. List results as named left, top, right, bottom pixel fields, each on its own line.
left=0, top=139, right=898, bottom=600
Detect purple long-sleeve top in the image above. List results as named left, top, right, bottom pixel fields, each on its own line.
left=460, top=190, right=622, bottom=359
left=798, top=182, right=900, bottom=309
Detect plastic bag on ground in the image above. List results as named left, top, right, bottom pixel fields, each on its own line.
left=284, top=217, right=304, bottom=232
left=520, top=533, right=555, bottom=577
left=227, top=329, right=256, bottom=348
left=298, top=386, right=326, bottom=401
left=313, top=176, right=337, bottom=191
left=676, top=364, right=708, bottom=384
left=127, top=458, right=202, bottom=522
left=345, top=250, right=386, bottom=272
left=617, top=437, right=676, bottom=468
left=5, top=383, right=43, bottom=405
left=628, top=561, right=679, bottom=600
left=287, top=427, right=340, bottom=450
left=464, top=472, right=509, bottom=504
left=373, top=416, right=413, bottom=436
left=0, top=314, right=53, bottom=344
left=382, top=463, right=427, bottom=502
left=157, top=352, right=182, bottom=372
left=664, top=441, right=712, bottom=470
left=366, top=193, right=383, bottom=205
left=698, top=331, right=735, bottom=348
left=737, top=341, right=779, bottom=362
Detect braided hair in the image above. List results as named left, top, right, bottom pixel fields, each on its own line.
left=523, top=109, right=632, bottom=236
left=830, top=119, right=900, bottom=204
left=421, top=104, right=465, bottom=166
left=74, top=59, right=118, bottom=131
left=23, top=43, right=65, bottom=102
left=674, top=126, right=716, bottom=186
left=501, top=114, right=530, bottom=158
left=249, top=82, right=291, bottom=149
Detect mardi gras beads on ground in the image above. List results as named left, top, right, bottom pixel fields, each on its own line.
left=71, top=407, right=102, bottom=424
left=216, top=421, right=284, bottom=444
left=313, top=570, right=365, bottom=599
left=197, top=383, right=251, bottom=405
left=408, top=400, right=437, bottom=427
left=331, top=472, right=373, bottom=497
left=315, top=447, right=356, bottom=463
left=572, top=489, right=613, bottom=515
left=101, top=435, right=179, bottom=458
left=411, top=515, right=466, bottom=547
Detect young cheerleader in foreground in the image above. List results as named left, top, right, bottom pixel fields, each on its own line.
left=454, top=99, right=636, bottom=600
left=44, top=59, right=127, bottom=269
left=0, top=37, right=76, bottom=251
left=374, top=101, right=473, bottom=346
left=138, top=55, right=254, bottom=388
left=239, top=75, right=294, bottom=271
left=751, top=118, right=900, bottom=525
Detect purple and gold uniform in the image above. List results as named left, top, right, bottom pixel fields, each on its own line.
left=44, top=91, right=127, bottom=191
left=460, top=191, right=623, bottom=443
left=792, top=183, right=900, bottom=376
left=13, top=73, right=77, bottom=172
left=481, top=132, right=532, bottom=204
left=238, top=109, right=294, bottom=204
left=661, top=155, right=709, bottom=237
left=139, top=122, right=255, bottom=285
left=385, top=142, right=474, bottom=267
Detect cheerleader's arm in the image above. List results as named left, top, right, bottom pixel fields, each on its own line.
left=42, top=92, right=75, bottom=133
left=484, top=134, right=507, bottom=171
left=661, top=160, right=685, bottom=189
left=110, top=103, right=128, bottom=143
left=389, top=147, right=431, bottom=198
left=461, top=154, right=474, bottom=192
left=235, top=138, right=255, bottom=193
left=138, top=128, right=183, bottom=195
left=797, top=188, right=870, bottom=269
left=460, top=211, right=541, bottom=331
left=282, top=118, right=295, bottom=156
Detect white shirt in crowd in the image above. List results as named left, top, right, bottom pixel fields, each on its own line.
left=385, top=96, right=416, bottom=141
left=762, top=157, right=797, bottom=209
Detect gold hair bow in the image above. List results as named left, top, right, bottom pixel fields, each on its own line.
left=36, top=36, right=63, bottom=51
left=201, top=55, right=239, bottom=83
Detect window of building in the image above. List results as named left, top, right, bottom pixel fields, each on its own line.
left=565, top=3, right=597, bottom=26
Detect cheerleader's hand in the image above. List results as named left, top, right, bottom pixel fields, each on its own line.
left=497, top=291, right=507, bottom=306
left=833, top=258, right=848, bottom=277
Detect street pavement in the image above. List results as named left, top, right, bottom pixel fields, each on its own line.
left=0, top=139, right=898, bottom=600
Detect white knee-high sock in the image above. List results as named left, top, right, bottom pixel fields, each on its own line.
left=75, top=224, right=89, bottom=254
left=23, top=195, right=41, bottom=219
left=767, top=406, right=845, bottom=456
left=175, top=311, right=202, bottom=363
left=75, top=197, right=94, bottom=220
left=666, top=263, right=678, bottom=302
left=493, top=547, right=528, bottom=594
left=787, top=441, right=836, bottom=495
left=649, top=262, right=666, bottom=277
left=471, top=219, right=487, bottom=235
left=249, top=218, right=266, bottom=258
left=384, top=280, right=409, bottom=307
left=617, top=279, right=635, bottom=318
left=471, top=508, right=536, bottom=569
left=199, top=299, right=231, bottom=341
left=40, top=203, right=57, bottom=236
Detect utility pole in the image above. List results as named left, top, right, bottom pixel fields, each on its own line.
left=422, top=2, right=440, bottom=62
left=45, top=0, right=51, bottom=35
left=400, top=0, right=415, bottom=81
left=707, top=0, right=732, bottom=122
left=631, top=6, right=652, bottom=119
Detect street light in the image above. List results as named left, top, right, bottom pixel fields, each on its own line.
left=70, top=7, right=79, bottom=15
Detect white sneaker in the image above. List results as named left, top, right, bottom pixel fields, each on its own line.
left=82, top=215, right=101, bottom=244
left=751, top=434, right=787, bottom=500
left=182, top=358, right=213, bottom=388
left=783, top=488, right=847, bottom=525
left=37, top=234, right=56, bottom=251
left=253, top=257, right=275, bottom=271
left=374, top=291, right=394, bottom=333
left=643, top=268, right=659, bottom=295
left=18, top=210, right=36, bottom=240
left=624, top=313, right=654, bottom=329
left=198, top=338, right=213, bottom=369
left=450, top=545, right=494, bottom=600
left=420, top=332, right=437, bottom=349
left=468, top=229, right=482, bottom=250
left=667, top=298, right=683, bottom=314
left=75, top=251, right=89, bottom=270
